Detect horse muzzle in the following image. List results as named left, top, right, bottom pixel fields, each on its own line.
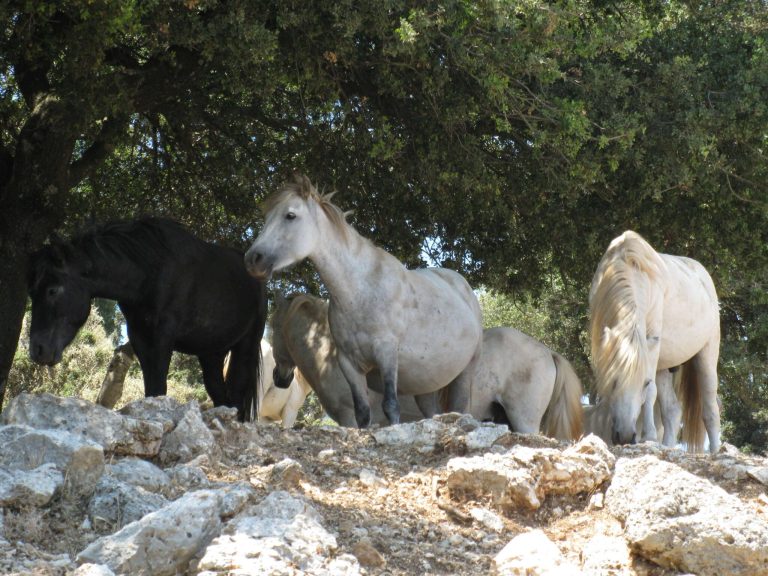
left=244, top=248, right=274, bottom=280
left=611, top=428, right=638, bottom=446
left=273, top=366, right=294, bottom=389
left=29, top=340, right=61, bottom=366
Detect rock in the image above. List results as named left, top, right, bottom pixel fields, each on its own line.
left=87, top=475, right=169, bottom=531
left=372, top=418, right=449, bottom=448
left=493, top=529, right=582, bottom=575
left=159, top=402, right=218, bottom=465
left=73, top=563, right=117, bottom=575
left=270, top=457, right=305, bottom=488
left=605, top=455, right=768, bottom=575
left=0, top=463, right=62, bottom=507
left=0, top=424, right=104, bottom=497
left=1, top=393, right=164, bottom=457
left=469, top=507, right=504, bottom=532
left=580, top=532, right=632, bottom=575
left=119, top=396, right=184, bottom=432
left=351, top=538, right=386, bottom=568
left=166, top=458, right=211, bottom=491
left=465, top=423, right=510, bottom=450
left=201, top=405, right=240, bottom=427
left=446, top=434, right=614, bottom=511
left=77, top=489, right=226, bottom=575
left=747, top=466, right=768, bottom=486
left=197, top=490, right=362, bottom=575
left=105, top=457, right=172, bottom=496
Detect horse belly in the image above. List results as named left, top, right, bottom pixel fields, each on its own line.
left=658, top=257, right=719, bottom=368
left=394, top=327, right=479, bottom=395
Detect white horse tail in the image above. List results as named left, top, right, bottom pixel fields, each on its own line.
left=542, top=352, right=584, bottom=441
left=680, top=359, right=707, bottom=452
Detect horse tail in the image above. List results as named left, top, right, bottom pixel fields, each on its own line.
left=680, top=358, right=706, bottom=453
left=542, top=352, right=584, bottom=441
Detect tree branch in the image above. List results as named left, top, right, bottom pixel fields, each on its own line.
left=68, top=116, right=129, bottom=186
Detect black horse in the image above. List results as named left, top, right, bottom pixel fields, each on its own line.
left=27, top=218, right=268, bottom=420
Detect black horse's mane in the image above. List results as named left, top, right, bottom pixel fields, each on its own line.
left=32, top=218, right=193, bottom=284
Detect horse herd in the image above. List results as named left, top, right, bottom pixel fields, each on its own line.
left=26, top=173, right=722, bottom=453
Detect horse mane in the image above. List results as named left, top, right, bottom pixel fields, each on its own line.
left=33, top=218, right=186, bottom=283
left=589, top=231, right=667, bottom=399
left=264, top=173, right=352, bottom=240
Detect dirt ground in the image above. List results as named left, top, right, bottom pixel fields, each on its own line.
left=3, top=419, right=767, bottom=576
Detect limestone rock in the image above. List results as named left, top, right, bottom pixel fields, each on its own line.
left=0, top=424, right=104, bottom=497
left=77, top=489, right=225, bottom=575
left=0, top=463, right=63, bottom=507
left=1, top=393, right=163, bottom=457
left=493, top=529, right=582, bottom=575
left=606, top=454, right=768, bottom=575
left=87, top=474, right=169, bottom=531
left=446, top=434, right=614, bottom=510
left=197, top=490, right=362, bottom=575
left=105, top=457, right=172, bottom=496
left=158, top=402, right=218, bottom=465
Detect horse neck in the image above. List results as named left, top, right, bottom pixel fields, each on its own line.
left=78, top=250, right=148, bottom=303
left=309, top=218, right=393, bottom=308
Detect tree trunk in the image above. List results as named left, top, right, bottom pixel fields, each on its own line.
left=0, top=95, right=77, bottom=410
left=96, top=342, right=136, bottom=409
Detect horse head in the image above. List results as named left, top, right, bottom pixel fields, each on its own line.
left=27, top=243, right=92, bottom=366
left=269, top=292, right=297, bottom=389
left=245, top=173, right=347, bottom=280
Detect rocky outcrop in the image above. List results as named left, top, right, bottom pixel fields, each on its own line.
left=606, top=455, right=768, bottom=575
left=0, top=393, right=766, bottom=576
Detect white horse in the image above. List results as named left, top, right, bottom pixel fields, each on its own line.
left=473, top=327, right=584, bottom=440
left=589, top=231, right=720, bottom=453
left=245, top=173, right=483, bottom=427
left=228, top=340, right=311, bottom=427
left=270, top=292, right=426, bottom=427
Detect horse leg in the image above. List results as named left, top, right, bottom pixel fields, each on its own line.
left=693, top=341, right=721, bottom=454
left=656, top=369, right=681, bottom=447
left=414, top=392, right=438, bottom=419
left=198, top=352, right=228, bottom=407
left=446, top=343, right=481, bottom=414
left=639, top=378, right=658, bottom=442
left=372, top=346, right=400, bottom=425
left=337, top=353, right=371, bottom=428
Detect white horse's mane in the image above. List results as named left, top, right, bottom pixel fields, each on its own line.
left=263, top=173, right=352, bottom=240
left=589, top=231, right=666, bottom=398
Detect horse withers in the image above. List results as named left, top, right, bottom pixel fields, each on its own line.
left=589, top=231, right=721, bottom=453
left=245, top=173, right=483, bottom=427
left=27, top=218, right=268, bottom=421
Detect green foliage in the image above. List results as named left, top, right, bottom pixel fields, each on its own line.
left=8, top=307, right=207, bottom=408
left=9, top=308, right=115, bottom=402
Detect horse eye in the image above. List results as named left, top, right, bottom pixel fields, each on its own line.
left=46, top=286, right=60, bottom=298
left=285, top=212, right=296, bottom=221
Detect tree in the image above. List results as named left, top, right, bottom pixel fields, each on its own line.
left=0, top=1, right=277, bottom=406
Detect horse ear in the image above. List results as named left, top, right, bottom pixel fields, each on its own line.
left=291, top=171, right=315, bottom=199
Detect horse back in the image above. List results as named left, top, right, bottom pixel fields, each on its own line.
left=657, top=254, right=719, bottom=367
